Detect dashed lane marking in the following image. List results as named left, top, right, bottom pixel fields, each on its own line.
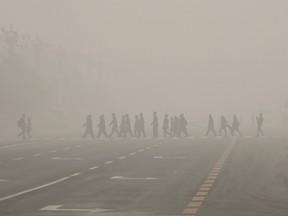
left=14, top=157, right=23, bottom=161
left=129, top=153, right=135, bottom=156
left=182, top=137, right=237, bottom=215
left=70, top=173, right=81, bottom=177
left=32, top=154, right=41, bottom=157
left=89, top=166, right=99, bottom=170
left=105, top=161, right=114, bottom=164
left=118, top=156, right=126, bottom=160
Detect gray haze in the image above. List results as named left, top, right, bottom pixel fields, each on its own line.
left=0, top=0, right=287, bottom=134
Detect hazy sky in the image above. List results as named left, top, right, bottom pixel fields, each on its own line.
left=1, top=0, right=287, bottom=115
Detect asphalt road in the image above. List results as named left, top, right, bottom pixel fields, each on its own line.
left=0, top=135, right=287, bottom=216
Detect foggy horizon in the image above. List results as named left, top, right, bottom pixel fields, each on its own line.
left=1, top=0, right=287, bottom=115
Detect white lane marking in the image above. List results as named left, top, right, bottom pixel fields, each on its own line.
left=0, top=177, right=70, bottom=202
left=52, top=157, right=83, bottom=160
left=111, top=176, right=158, bottom=180
left=70, top=173, right=81, bottom=177
left=154, top=156, right=186, bottom=159
left=40, top=205, right=110, bottom=213
left=118, top=156, right=126, bottom=160
left=0, top=179, right=9, bottom=182
left=129, top=153, right=135, bottom=156
left=138, top=149, right=144, bottom=152
left=14, top=157, right=23, bottom=161
left=0, top=142, right=36, bottom=149
left=33, top=154, right=41, bottom=157
left=89, top=166, right=99, bottom=170
left=50, top=150, right=57, bottom=153
left=105, top=161, right=114, bottom=164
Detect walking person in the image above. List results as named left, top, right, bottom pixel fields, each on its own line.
left=232, top=115, right=243, bottom=136
left=26, top=117, right=32, bottom=139
left=134, top=115, right=140, bottom=137
left=151, top=111, right=159, bottom=138
left=125, top=114, right=134, bottom=137
left=179, top=113, right=189, bottom=137
left=119, top=115, right=127, bottom=138
left=256, top=113, right=264, bottom=136
left=109, top=113, right=120, bottom=137
left=97, top=115, right=108, bottom=138
left=205, top=114, right=217, bottom=137
left=82, top=114, right=94, bottom=138
left=219, top=116, right=228, bottom=137
left=17, top=113, right=26, bottom=140
left=139, top=113, right=146, bottom=137
left=163, top=114, right=170, bottom=137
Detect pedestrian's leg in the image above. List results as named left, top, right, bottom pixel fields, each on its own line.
left=212, top=129, right=217, bottom=137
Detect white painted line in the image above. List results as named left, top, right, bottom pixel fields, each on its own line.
left=89, top=166, right=99, bottom=170
left=105, top=161, right=114, bottom=164
left=0, top=179, right=9, bottom=182
left=52, top=157, right=83, bottom=160
left=118, top=156, right=126, bottom=160
left=110, top=176, right=159, bottom=180
left=33, top=154, right=41, bottom=157
left=40, top=205, right=110, bottom=213
left=154, top=156, right=186, bottom=159
left=71, top=173, right=81, bottom=177
left=129, top=153, right=135, bottom=156
left=14, top=157, right=23, bottom=161
left=0, top=177, right=70, bottom=202
left=1, top=142, right=36, bottom=149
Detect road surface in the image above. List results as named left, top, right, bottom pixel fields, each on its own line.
left=0, top=135, right=287, bottom=216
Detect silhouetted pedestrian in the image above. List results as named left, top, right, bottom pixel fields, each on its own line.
left=109, top=113, right=120, bottom=137
left=205, top=114, right=216, bottom=137
left=256, top=113, right=264, bottom=136
left=119, top=115, right=127, bottom=137
left=151, top=112, right=159, bottom=138
left=97, top=115, right=108, bottom=138
left=134, top=115, right=140, bottom=137
left=125, top=114, right=134, bottom=137
left=17, top=113, right=26, bottom=140
left=26, top=117, right=32, bottom=139
left=232, top=115, right=243, bottom=136
left=219, top=116, right=228, bottom=137
left=179, top=113, right=189, bottom=137
left=163, top=114, right=170, bottom=137
left=82, top=114, right=94, bottom=138
left=139, top=113, right=146, bottom=137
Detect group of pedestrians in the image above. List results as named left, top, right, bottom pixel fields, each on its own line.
left=205, top=114, right=264, bottom=137
left=82, top=112, right=189, bottom=139
left=16, top=113, right=32, bottom=140
left=15, top=112, right=264, bottom=140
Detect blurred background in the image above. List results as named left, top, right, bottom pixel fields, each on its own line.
left=0, top=0, right=288, bottom=137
